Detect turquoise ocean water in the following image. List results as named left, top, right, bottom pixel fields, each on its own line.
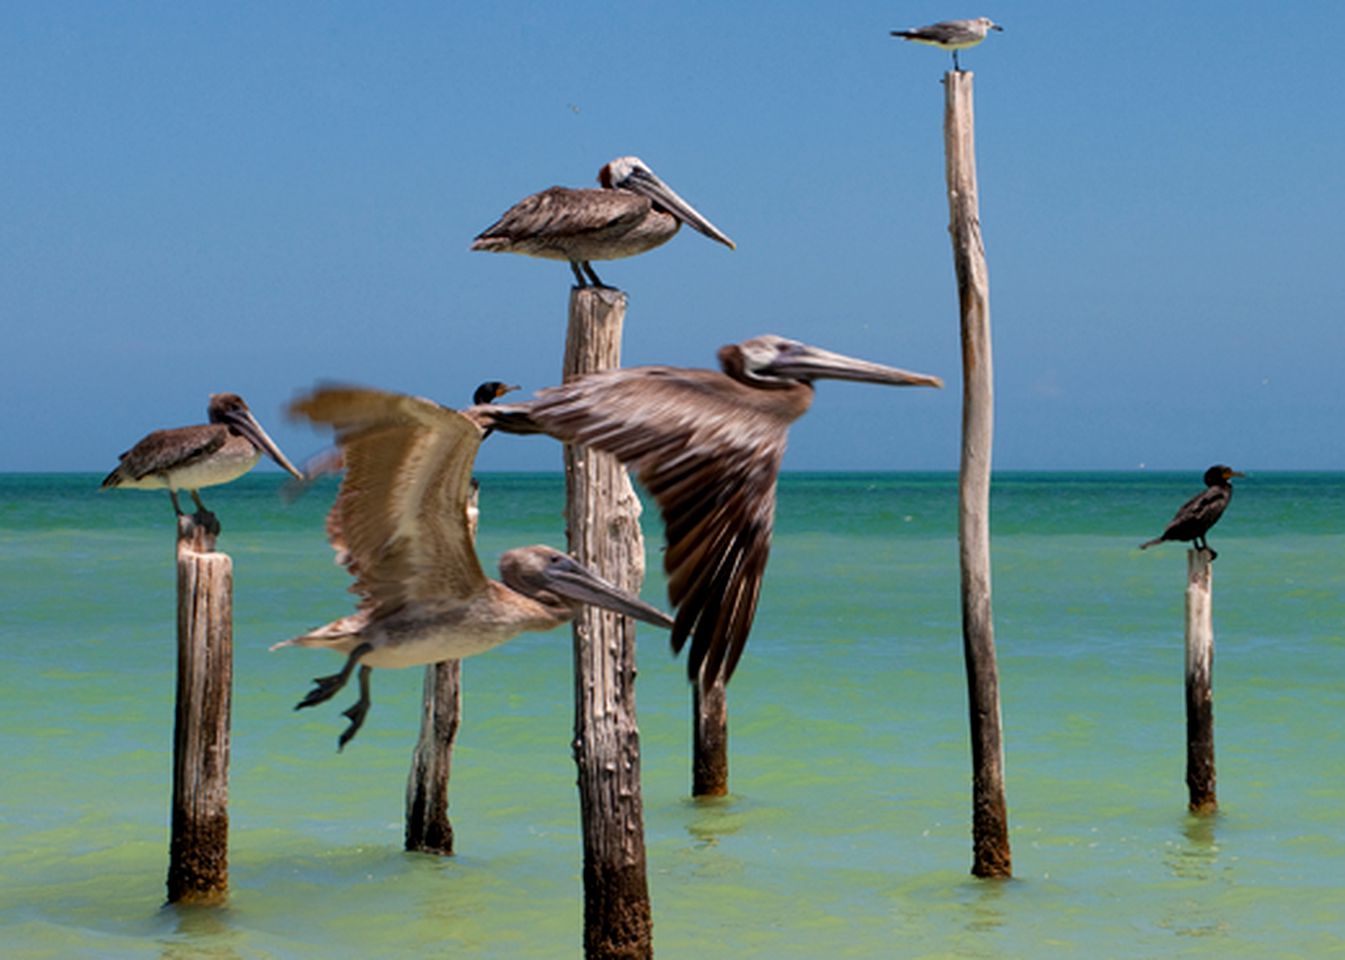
left=1, top=471, right=1342, bottom=959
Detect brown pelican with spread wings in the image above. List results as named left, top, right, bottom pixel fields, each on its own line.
left=471, top=156, right=734, bottom=288
left=274, top=387, right=674, bottom=749
left=477, top=334, right=943, bottom=688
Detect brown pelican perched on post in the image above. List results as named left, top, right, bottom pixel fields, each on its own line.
left=476, top=334, right=943, bottom=688
left=891, top=17, right=1003, bottom=71
left=470, top=156, right=735, bottom=288
left=1141, top=465, right=1245, bottom=560
left=275, top=386, right=675, bottom=749
left=101, top=392, right=303, bottom=520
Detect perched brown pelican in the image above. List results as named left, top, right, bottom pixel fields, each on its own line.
left=275, top=387, right=675, bottom=749
left=477, top=335, right=943, bottom=687
left=101, top=393, right=303, bottom=518
left=470, top=156, right=735, bottom=288
left=1141, top=465, right=1245, bottom=560
left=891, top=17, right=1003, bottom=71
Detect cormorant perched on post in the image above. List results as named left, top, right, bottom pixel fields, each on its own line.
left=1140, top=465, right=1245, bottom=560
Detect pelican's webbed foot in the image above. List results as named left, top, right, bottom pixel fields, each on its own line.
left=295, top=642, right=371, bottom=710
left=337, top=665, right=373, bottom=752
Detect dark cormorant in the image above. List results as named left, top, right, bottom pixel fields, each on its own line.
left=473, top=382, right=519, bottom=439
left=472, top=381, right=521, bottom=406
left=1140, top=465, right=1244, bottom=560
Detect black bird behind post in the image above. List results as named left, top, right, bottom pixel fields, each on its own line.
left=1141, top=465, right=1244, bottom=560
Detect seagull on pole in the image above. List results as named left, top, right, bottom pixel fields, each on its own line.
left=891, top=17, right=1003, bottom=71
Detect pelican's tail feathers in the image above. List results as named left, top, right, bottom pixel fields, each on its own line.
left=100, top=466, right=126, bottom=489
left=1139, top=536, right=1164, bottom=551
left=271, top=612, right=369, bottom=652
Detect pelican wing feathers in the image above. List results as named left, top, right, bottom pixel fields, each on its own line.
left=472, top=187, right=649, bottom=253
left=491, top=367, right=795, bottom=685
left=290, top=387, right=487, bottom=615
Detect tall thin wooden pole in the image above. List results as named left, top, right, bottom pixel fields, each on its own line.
left=692, top=665, right=729, bottom=797
left=404, top=484, right=476, bottom=854
left=563, top=286, right=653, bottom=960
left=1184, top=548, right=1217, bottom=814
left=944, top=70, right=1012, bottom=879
left=168, top=514, right=232, bottom=904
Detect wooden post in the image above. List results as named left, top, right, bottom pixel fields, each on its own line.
left=944, top=70, right=1012, bottom=879
left=692, top=666, right=729, bottom=798
left=563, top=286, right=653, bottom=960
left=405, top=659, right=462, bottom=854
left=168, top=513, right=232, bottom=904
left=404, top=484, right=474, bottom=854
left=1185, top=548, right=1217, bottom=814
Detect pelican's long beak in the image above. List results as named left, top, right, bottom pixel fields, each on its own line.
left=544, top=554, right=675, bottom=629
left=229, top=408, right=305, bottom=479
left=621, top=166, right=736, bottom=250
left=990, top=22, right=1004, bottom=32
left=764, top=342, right=944, bottom=388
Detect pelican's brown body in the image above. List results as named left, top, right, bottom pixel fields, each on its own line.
left=471, top=156, right=734, bottom=287
left=478, top=335, right=944, bottom=687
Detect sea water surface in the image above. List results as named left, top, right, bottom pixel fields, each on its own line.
left=1, top=472, right=1342, bottom=959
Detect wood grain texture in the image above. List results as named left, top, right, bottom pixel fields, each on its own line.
left=405, top=658, right=462, bottom=854
left=692, top=668, right=729, bottom=797
left=945, top=70, right=1012, bottom=880
left=564, top=287, right=653, bottom=959
left=1185, top=549, right=1217, bottom=814
left=168, top=514, right=232, bottom=904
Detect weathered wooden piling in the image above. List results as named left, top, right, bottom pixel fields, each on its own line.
left=692, top=666, right=729, bottom=798
left=405, top=659, right=462, bottom=854
left=1185, top=548, right=1217, bottom=814
left=563, top=286, right=653, bottom=960
left=167, top=512, right=232, bottom=904
left=944, top=69, right=1012, bottom=879
left=404, top=482, right=476, bottom=854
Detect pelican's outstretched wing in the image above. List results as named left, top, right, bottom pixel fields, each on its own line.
left=471, top=187, right=649, bottom=252
left=291, top=386, right=487, bottom=615
left=483, top=367, right=792, bottom=687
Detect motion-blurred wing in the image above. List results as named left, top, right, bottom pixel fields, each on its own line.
left=291, top=386, right=487, bottom=615
left=513, top=367, right=792, bottom=686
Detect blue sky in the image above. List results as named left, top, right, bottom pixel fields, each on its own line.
left=3, top=2, right=1342, bottom=472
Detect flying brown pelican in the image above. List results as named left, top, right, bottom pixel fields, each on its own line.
left=1141, top=465, right=1245, bottom=560
left=275, top=386, right=675, bottom=749
left=891, top=17, right=1003, bottom=71
left=470, top=156, right=735, bottom=288
left=101, top=392, right=303, bottom=519
left=476, top=335, right=943, bottom=687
